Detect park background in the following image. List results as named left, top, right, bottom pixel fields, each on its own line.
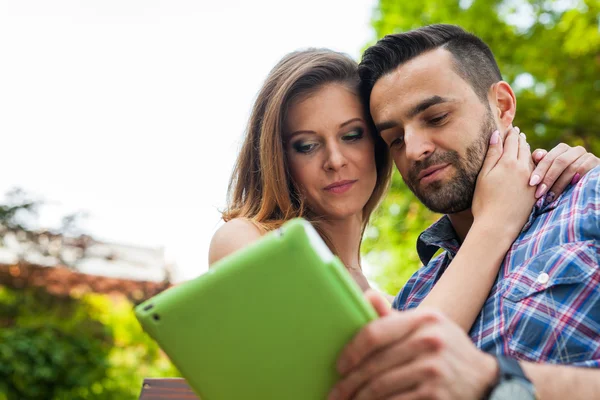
left=1, top=0, right=598, bottom=398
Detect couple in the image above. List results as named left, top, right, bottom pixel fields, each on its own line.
left=210, top=25, right=600, bottom=399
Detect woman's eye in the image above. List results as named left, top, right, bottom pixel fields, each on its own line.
left=292, top=141, right=317, bottom=154
left=342, top=128, right=364, bottom=141
left=429, top=114, right=448, bottom=125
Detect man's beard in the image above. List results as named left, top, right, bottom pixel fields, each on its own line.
left=403, top=112, right=497, bottom=214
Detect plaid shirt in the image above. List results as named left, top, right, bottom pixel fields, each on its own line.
left=393, top=166, right=600, bottom=367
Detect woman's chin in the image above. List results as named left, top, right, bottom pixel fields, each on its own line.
left=321, top=205, right=366, bottom=221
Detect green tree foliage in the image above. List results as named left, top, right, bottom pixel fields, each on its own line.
left=362, top=0, right=600, bottom=295
left=363, top=174, right=440, bottom=295
left=0, top=287, right=179, bottom=399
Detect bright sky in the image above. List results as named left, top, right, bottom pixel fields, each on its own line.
left=0, top=0, right=378, bottom=282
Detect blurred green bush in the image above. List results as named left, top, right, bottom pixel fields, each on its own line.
left=0, top=286, right=179, bottom=400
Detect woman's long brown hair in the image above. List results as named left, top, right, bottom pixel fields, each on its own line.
left=223, top=49, right=392, bottom=252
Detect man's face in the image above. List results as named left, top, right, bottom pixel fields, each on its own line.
left=370, top=48, right=497, bottom=214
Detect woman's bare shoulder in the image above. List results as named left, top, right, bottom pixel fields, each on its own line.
left=208, top=218, right=264, bottom=266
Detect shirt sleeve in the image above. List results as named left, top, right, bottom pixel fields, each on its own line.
left=595, top=166, right=600, bottom=233
left=392, top=253, right=448, bottom=311
left=579, top=165, right=600, bottom=237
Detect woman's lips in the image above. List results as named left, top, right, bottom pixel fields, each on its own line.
left=324, top=180, right=357, bottom=194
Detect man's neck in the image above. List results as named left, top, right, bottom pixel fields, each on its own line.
left=448, top=208, right=474, bottom=243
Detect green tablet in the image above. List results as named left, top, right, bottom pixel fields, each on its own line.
left=135, top=218, right=378, bottom=399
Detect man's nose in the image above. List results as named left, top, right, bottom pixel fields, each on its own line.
left=404, top=129, right=435, bottom=162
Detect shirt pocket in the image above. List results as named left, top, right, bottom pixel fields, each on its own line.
left=500, top=240, right=600, bottom=365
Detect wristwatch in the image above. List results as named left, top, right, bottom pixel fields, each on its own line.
left=488, top=355, right=537, bottom=400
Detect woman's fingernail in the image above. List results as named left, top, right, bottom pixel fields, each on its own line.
left=571, top=173, right=581, bottom=185
left=535, top=183, right=548, bottom=199
left=529, top=174, right=541, bottom=186
left=546, top=192, right=556, bottom=203
left=490, top=130, right=500, bottom=145
left=514, top=126, right=520, bottom=133
left=520, top=132, right=526, bottom=139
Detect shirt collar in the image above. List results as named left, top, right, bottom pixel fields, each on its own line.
left=416, top=215, right=460, bottom=265
left=416, top=193, right=562, bottom=266
left=535, top=191, right=563, bottom=214
left=522, top=191, right=564, bottom=231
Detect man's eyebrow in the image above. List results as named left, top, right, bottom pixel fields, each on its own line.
left=408, top=95, right=452, bottom=118
left=375, top=121, right=398, bottom=134
left=375, top=96, right=454, bottom=134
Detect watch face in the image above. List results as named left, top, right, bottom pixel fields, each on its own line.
left=490, top=380, right=536, bottom=400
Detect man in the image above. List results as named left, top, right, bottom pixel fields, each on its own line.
left=329, top=25, right=600, bottom=399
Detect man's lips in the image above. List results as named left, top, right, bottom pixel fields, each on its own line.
left=324, top=180, right=357, bottom=194
left=417, top=164, right=451, bottom=183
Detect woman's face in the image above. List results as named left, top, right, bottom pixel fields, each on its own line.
left=284, top=83, right=378, bottom=221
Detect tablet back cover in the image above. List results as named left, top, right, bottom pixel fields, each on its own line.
left=135, top=218, right=377, bottom=399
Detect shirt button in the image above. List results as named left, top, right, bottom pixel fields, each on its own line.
left=537, top=272, right=550, bottom=284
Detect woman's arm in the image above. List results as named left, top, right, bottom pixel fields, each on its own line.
left=414, top=128, right=599, bottom=332
left=414, top=127, right=530, bottom=331
left=208, top=218, right=262, bottom=266
left=415, top=219, right=517, bottom=332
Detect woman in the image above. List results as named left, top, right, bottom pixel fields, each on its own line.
left=209, top=49, right=598, bottom=331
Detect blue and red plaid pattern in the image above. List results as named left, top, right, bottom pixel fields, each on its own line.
left=393, top=166, right=600, bottom=367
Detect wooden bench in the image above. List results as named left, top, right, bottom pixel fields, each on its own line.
left=138, top=378, right=199, bottom=399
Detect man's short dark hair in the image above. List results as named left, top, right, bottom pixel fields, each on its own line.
left=359, top=24, right=502, bottom=108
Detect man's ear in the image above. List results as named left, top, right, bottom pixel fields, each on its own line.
left=489, top=81, right=516, bottom=130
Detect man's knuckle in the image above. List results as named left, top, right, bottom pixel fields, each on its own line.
left=362, top=325, right=380, bottom=347
left=364, top=360, right=379, bottom=377
left=431, top=387, right=446, bottom=400
left=420, top=333, right=445, bottom=352
left=417, top=384, right=442, bottom=400
left=334, top=381, right=351, bottom=397
left=367, top=377, right=386, bottom=397
left=421, top=360, right=443, bottom=379
left=343, top=350, right=360, bottom=370
left=420, top=309, right=444, bottom=324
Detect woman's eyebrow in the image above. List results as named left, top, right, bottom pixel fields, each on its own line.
left=287, top=130, right=317, bottom=139
left=339, top=118, right=364, bottom=129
